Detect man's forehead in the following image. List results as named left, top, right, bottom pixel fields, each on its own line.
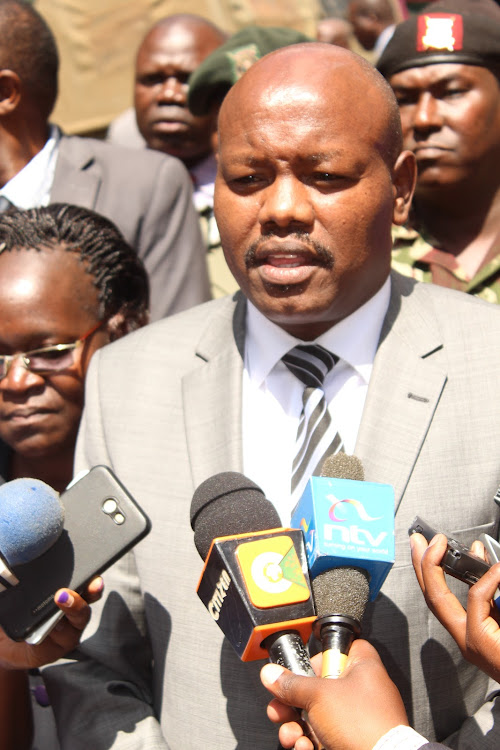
left=221, top=72, right=384, bottom=141
left=391, top=60, right=497, bottom=86
left=223, top=43, right=390, bottom=108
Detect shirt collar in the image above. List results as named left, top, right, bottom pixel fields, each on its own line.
left=245, top=276, right=391, bottom=387
left=0, top=124, right=61, bottom=209
left=190, top=153, right=217, bottom=194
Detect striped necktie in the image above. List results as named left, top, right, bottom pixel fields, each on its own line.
left=282, top=344, right=344, bottom=504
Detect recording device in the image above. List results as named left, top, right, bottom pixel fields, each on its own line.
left=479, top=533, right=500, bottom=567
left=291, top=454, right=395, bottom=677
left=191, top=472, right=316, bottom=674
left=408, top=516, right=491, bottom=585
left=0, top=466, right=151, bottom=642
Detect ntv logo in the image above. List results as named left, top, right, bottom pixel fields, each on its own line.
left=324, top=495, right=387, bottom=547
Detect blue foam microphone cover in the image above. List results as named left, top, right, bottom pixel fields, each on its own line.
left=0, top=478, right=65, bottom=567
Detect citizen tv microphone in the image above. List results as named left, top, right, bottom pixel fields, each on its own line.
left=0, top=478, right=64, bottom=591
left=291, top=454, right=395, bottom=677
left=191, top=472, right=316, bottom=675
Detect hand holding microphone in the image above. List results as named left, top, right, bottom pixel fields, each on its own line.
left=0, top=476, right=102, bottom=661
left=0, top=477, right=104, bottom=668
left=260, top=640, right=410, bottom=750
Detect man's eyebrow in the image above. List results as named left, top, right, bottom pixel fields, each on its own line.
left=226, top=150, right=346, bottom=168
left=307, top=151, right=344, bottom=163
left=393, top=73, right=470, bottom=91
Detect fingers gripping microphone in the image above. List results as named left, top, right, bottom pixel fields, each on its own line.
left=0, top=479, right=64, bottom=591
left=313, top=566, right=369, bottom=678
left=191, top=472, right=316, bottom=675
left=291, top=454, right=395, bottom=677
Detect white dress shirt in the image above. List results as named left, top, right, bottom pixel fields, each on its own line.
left=0, top=124, right=60, bottom=208
left=242, top=277, right=391, bottom=524
left=190, top=152, right=216, bottom=213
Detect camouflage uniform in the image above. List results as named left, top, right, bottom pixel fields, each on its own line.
left=197, top=206, right=239, bottom=299
left=391, top=224, right=500, bottom=304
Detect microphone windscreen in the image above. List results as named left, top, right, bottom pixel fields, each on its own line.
left=191, top=472, right=281, bottom=561
left=313, top=566, right=370, bottom=622
left=0, top=478, right=64, bottom=566
left=321, top=453, right=364, bottom=481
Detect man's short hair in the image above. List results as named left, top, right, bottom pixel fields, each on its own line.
left=0, top=203, right=149, bottom=331
left=0, top=0, right=58, bottom=119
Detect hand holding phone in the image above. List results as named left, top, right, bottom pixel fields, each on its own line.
left=0, top=466, right=150, bottom=642
left=408, top=516, right=491, bottom=586
left=410, top=529, right=500, bottom=682
left=0, top=579, right=103, bottom=670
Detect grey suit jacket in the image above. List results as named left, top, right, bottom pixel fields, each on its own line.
left=51, top=135, right=211, bottom=321
left=43, top=274, right=500, bottom=749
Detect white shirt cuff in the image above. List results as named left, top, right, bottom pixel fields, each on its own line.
left=372, top=725, right=430, bottom=750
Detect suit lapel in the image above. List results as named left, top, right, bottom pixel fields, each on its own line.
left=182, top=277, right=448, bottom=509
left=183, top=295, right=246, bottom=490
left=50, top=136, right=100, bottom=208
left=355, top=274, right=448, bottom=511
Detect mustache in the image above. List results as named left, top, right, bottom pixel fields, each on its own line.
left=244, top=233, right=334, bottom=269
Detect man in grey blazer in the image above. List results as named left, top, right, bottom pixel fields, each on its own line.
left=0, top=0, right=210, bottom=322
left=42, top=43, right=500, bottom=750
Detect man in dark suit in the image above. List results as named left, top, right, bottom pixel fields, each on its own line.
left=0, top=0, right=210, bottom=321
left=42, top=42, right=500, bottom=750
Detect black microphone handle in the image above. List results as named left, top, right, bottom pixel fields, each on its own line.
left=314, top=614, right=361, bottom=679
left=263, top=630, right=315, bottom=676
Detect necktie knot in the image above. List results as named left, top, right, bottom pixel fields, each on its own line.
left=282, top=344, right=338, bottom=389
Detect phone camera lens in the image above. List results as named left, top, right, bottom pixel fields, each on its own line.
left=102, top=498, right=118, bottom=515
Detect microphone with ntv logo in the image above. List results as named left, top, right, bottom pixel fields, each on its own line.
left=291, top=454, right=395, bottom=677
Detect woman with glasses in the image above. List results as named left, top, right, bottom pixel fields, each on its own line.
left=0, top=203, right=149, bottom=750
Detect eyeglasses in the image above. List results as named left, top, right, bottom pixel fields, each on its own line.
left=0, top=321, right=105, bottom=379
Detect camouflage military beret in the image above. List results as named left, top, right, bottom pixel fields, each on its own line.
left=188, top=25, right=312, bottom=116
left=377, top=0, right=500, bottom=78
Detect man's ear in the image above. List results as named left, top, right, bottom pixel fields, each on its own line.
left=0, top=70, right=21, bottom=115
left=392, top=150, right=416, bottom=226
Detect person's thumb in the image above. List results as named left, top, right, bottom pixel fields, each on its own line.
left=261, top=663, right=318, bottom=711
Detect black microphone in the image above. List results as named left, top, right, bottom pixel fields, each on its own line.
left=191, top=471, right=316, bottom=675
left=312, top=562, right=369, bottom=678
left=292, top=454, right=395, bottom=677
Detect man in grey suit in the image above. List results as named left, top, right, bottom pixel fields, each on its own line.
left=41, top=43, right=500, bottom=749
left=0, top=0, right=210, bottom=322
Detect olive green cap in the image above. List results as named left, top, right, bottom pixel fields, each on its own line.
left=188, top=25, right=312, bottom=116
